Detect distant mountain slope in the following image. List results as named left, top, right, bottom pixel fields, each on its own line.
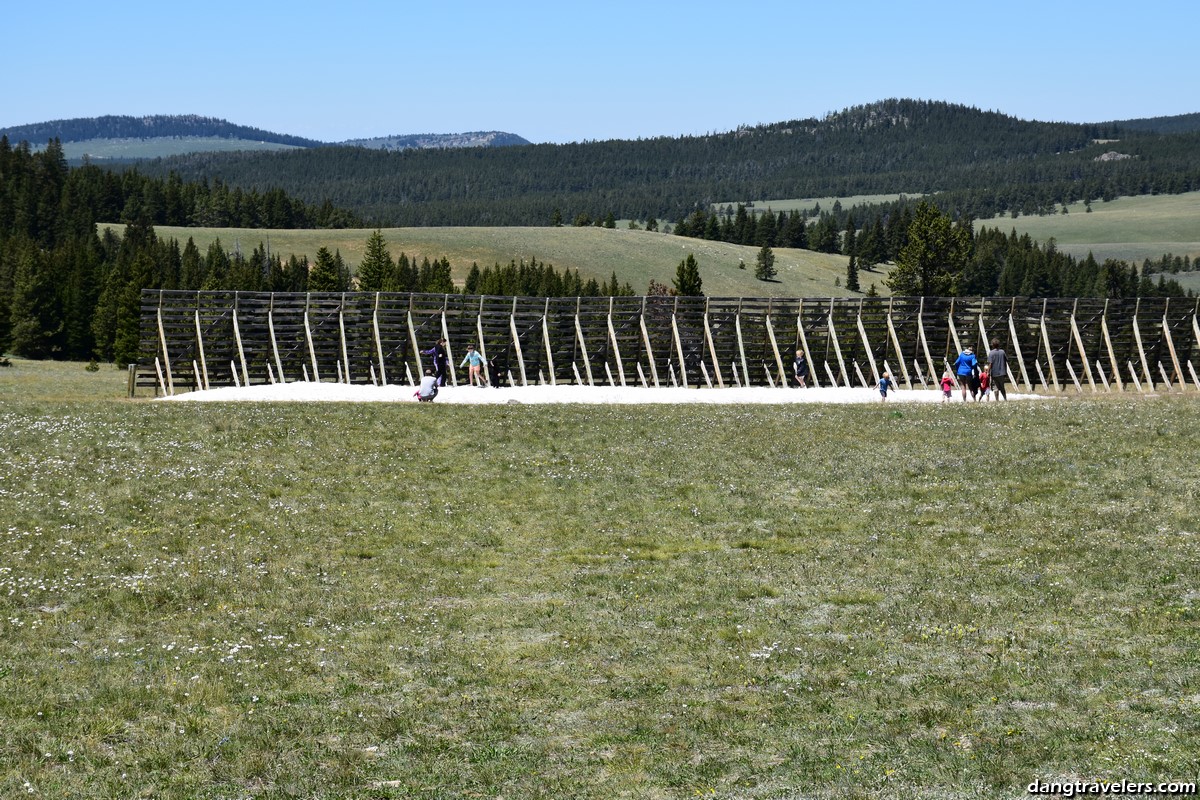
left=136, top=99, right=1200, bottom=226
left=0, top=115, right=530, bottom=157
left=1108, top=112, right=1200, bottom=135
left=0, top=114, right=323, bottom=147
left=338, top=131, right=531, bottom=150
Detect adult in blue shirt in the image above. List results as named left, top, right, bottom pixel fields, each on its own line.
left=953, top=346, right=979, bottom=402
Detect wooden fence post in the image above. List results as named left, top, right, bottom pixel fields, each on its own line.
left=1038, top=300, right=1060, bottom=392
left=339, top=296, right=351, bottom=384
left=827, top=299, right=849, bottom=386
left=1131, top=298, right=1154, bottom=392
left=855, top=298, right=879, bottom=385
left=232, top=295, right=249, bottom=388
left=703, top=298, right=725, bottom=388
left=574, top=300, right=594, bottom=387
left=1100, top=299, right=1123, bottom=392
left=303, top=294, right=320, bottom=383
left=1007, top=302, right=1032, bottom=392
left=1069, top=300, right=1096, bottom=391
left=671, top=309, right=689, bottom=389
left=194, top=308, right=210, bottom=390
left=156, top=303, right=174, bottom=396
left=373, top=293, right=388, bottom=386
left=796, top=299, right=817, bottom=387
left=735, top=299, right=750, bottom=385
left=639, top=298, right=658, bottom=388
left=606, top=296, right=625, bottom=386
left=765, top=310, right=786, bottom=386
left=511, top=298, right=528, bottom=386
left=886, top=298, right=911, bottom=389
left=917, top=297, right=937, bottom=384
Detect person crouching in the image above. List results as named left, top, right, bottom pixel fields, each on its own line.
left=415, top=369, right=439, bottom=402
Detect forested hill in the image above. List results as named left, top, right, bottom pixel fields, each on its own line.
left=0, top=115, right=323, bottom=148
left=1105, top=112, right=1200, bottom=135
left=0, top=115, right=530, bottom=153
left=340, top=132, right=532, bottom=150
left=130, top=99, right=1200, bottom=227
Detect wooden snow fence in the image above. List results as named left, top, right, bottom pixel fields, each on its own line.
left=135, top=290, right=1200, bottom=397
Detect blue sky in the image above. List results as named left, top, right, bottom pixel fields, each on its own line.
left=4, top=0, right=1197, bottom=144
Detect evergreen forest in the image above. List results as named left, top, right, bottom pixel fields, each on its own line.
left=131, top=100, right=1200, bottom=227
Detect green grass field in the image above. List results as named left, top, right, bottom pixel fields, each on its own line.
left=59, top=137, right=301, bottom=161
left=977, top=191, right=1200, bottom=265
left=1, top=359, right=1198, bottom=798
left=712, top=195, right=912, bottom=215
left=117, top=224, right=882, bottom=298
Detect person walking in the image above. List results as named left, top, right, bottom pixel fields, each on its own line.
left=952, top=345, right=979, bottom=402
left=793, top=349, right=809, bottom=388
left=987, top=337, right=1010, bottom=400
left=421, top=338, right=450, bottom=386
left=460, top=343, right=487, bottom=387
left=940, top=369, right=954, bottom=402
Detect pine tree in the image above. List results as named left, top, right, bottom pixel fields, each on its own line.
left=180, top=238, right=204, bottom=288
left=0, top=241, right=17, bottom=355
left=357, top=230, right=393, bottom=292
left=754, top=246, right=777, bottom=281
left=333, top=250, right=351, bottom=291
left=308, top=246, right=341, bottom=291
left=202, top=239, right=230, bottom=289
left=673, top=253, right=703, bottom=296
left=464, top=263, right=482, bottom=294
left=112, top=251, right=152, bottom=367
left=885, top=202, right=971, bottom=296
left=846, top=255, right=860, bottom=293
left=8, top=242, right=60, bottom=358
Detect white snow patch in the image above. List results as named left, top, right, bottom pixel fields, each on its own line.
left=159, top=382, right=1043, bottom=405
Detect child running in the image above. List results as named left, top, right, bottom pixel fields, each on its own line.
left=460, top=343, right=487, bottom=387
left=878, top=371, right=895, bottom=402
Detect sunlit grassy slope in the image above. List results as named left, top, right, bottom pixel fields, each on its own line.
left=123, top=224, right=885, bottom=298
left=976, top=191, right=1200, bottom=264
left=63, top=137, right=301, bottom=160
left=106, top=190, right=1200, bottom=299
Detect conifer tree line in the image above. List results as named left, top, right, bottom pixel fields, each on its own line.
left=1, top=137, right=359, bottom=232
left=0, top=137, right=361, bottom=365
left=674, top=201, right=1194, bottom=300
left=0, top=137, right=635, bottom=364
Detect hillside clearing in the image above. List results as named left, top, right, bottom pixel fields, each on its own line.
left=108, top=224, right=882, bottom=298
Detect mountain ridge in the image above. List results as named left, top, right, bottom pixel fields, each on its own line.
left=0, top=114, right=530, bottom=153
left=5, top=103, right=1200, bottom=155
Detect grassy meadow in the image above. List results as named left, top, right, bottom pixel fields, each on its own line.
left=711, top=195, right=912, bottom=216
left=111, top=224, right=882, bottom=299
left=59, top=137, right=302, bottom=161
left=977, top=191, right=1200, bottom=266
left=1, top=359, right=1198, bottom=798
